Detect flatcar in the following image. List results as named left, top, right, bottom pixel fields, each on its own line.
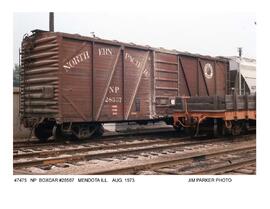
left=19, top=29, right=253, bottom=141
left=172, top=94, right=256, bottom=136
left=172, top=57, right=256, bottom=136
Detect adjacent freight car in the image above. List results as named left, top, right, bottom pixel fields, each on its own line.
left=171, top=57, right=256, bottom=136
left=20, top=30, right=230, bottom=141
left=172, top=94, right=256, bottom=136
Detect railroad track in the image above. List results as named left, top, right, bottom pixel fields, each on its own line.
left=78, top=140, right=256, bottom=175
left=14, top=136, right=199, bottom=160
left=13, top=127, right=176, bottom=149
left=13, top=134, right=256, bottom=175
left=190, top=155, right=256, bottom=175
left=222, top=163, right=256, bottom=175
left=154, top=150, right=256, bottom=175
left=13, top=137, right=227, bottom=168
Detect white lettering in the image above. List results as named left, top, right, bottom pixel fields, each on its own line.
left=72, top=57, right=78, bottom=65
left=98, top=48, right=113, bottom=56
left=109, top=86, right=120, bottom=94
left=125, top=52, right=144, bottom=70
left=143, top=68, right=150, bottom=78
left=63, top=50, right=90, bottom=72
left=63, top=64, right=71, bottom=71
left=115, top=86, right=120, bottom=93
left=105, top=96, right=122, bottom=103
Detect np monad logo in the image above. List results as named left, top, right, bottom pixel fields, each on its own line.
left=204, top=63, right=213, bottom=79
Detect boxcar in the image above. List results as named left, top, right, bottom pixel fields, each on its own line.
left=20, top=30, right=229, bottom=141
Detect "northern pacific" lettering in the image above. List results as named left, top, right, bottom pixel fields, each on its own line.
left=63, top=50, right=90, bottom=72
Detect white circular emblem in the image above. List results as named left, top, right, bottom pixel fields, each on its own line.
left=204, top=63, right=213, bottom=79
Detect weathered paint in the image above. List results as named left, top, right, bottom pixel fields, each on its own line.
left=20, top=32, right=59, bottom=125
left=20, top=30, right=229, bottom=126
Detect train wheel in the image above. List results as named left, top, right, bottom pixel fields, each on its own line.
left=52, top=125, right=66, bottom=141
left=243, top=121, right=250, bottom=134
left=211, top=119, right=224, bottom=137
left=34, top=122, right=53, bottom=142
left=72, top=123, right=104, bottom=140
left=222, top=120, right=233, bottom=136
left=185, top=126, right=197, bottom=138
left=93, top=124, right=104, bottom=137
left=173, top=125, right=183, bottom=132
left=221, top=125, right=229, bottom=136
left=231, top=122, right=242, bottom=136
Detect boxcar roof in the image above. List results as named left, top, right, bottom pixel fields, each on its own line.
left=31, top=29, right=229, bottom=63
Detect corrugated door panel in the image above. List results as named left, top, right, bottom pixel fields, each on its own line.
left=93, top=43, right=123, bottom=121
left=124, top=48, right=151, bottom=120
left=178, top=55, right=197, bottom=96
left=154, top=52, right=178, bottom=115
left=60, top=38, right=92, bottom=122
left=216, top=61, right=227, bottom=96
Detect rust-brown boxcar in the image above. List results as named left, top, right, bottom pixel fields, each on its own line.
left=20, top=30, right=229, bottom=141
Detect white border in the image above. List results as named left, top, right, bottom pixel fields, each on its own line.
left=1, top=1, right=270, bottom=208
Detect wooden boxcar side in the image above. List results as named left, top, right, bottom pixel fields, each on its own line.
left=21, top=30, right=229, bottom=125
left=153, top=51, right=229, bottom=116
left=20, top=30, right=229, bottom=140
left=59, top=34, right=153, bottom=123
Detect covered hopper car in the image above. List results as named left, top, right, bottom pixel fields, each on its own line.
left=20, top=30, right=234, bottom=141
